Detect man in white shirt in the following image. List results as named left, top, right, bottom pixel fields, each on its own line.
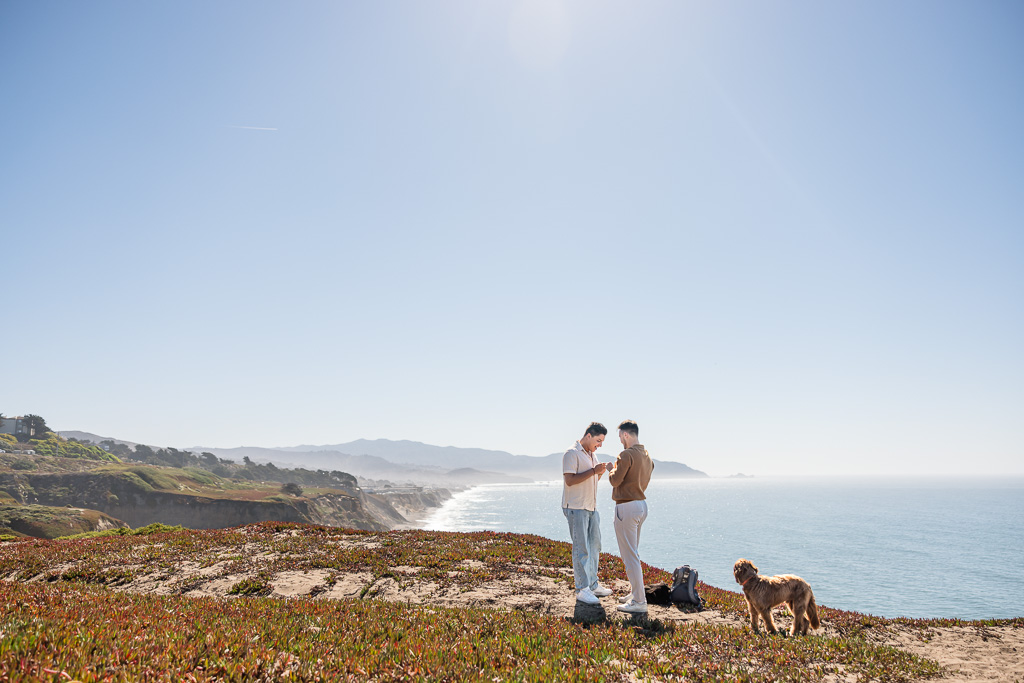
left=562, top=421, right=614, bottom=605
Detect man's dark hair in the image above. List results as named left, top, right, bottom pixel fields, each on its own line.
left=618, top=420, right=639, bottom=436
left=584, top=422, right=607, bottom=437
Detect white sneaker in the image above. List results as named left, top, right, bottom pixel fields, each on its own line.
left=616, top=599, right=648, bottom=614
left=576, top=587, right=601, bottom=605
left=618, top=595, right=631, bottom=604
left=592, top=585, right=613, bottom=597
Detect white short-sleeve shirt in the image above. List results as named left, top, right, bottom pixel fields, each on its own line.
left=561, top=441, right=599, bottom=511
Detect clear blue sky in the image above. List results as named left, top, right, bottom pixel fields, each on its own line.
left=3, top=1, right=1022, bottom=476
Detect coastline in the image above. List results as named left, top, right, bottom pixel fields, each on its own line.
left=392, top=504, right=443, bottom=530
left=381, top=486, right=476, bottom=530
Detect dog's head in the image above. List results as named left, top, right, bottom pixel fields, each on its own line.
left=733, top=558, right=758, bottom=584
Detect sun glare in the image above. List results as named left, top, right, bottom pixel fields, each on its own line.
left=508, top=0, right=572, bottom=70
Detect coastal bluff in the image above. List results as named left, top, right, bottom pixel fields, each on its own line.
left=0, top=468, right=449, bottom=537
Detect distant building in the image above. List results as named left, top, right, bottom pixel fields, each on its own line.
left=0, top=416, right=34, bottom=439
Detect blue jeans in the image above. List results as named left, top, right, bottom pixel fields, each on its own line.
left=563, top=507, right=601, bottom=592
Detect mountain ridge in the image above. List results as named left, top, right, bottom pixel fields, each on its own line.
left=63, top=432, right=707, bottom=484
left=192, top=438, right=708, bottom=482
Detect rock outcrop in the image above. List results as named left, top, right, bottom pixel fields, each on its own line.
left=0, top=502, right=128, bottom=539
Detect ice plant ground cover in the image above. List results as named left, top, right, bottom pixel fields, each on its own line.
left=2, top=582, right=941, bottom=682
left=0, top=522, right=1019, bottom=681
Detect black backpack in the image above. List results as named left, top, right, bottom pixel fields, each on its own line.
left=670, top=565, right=704, bottom=608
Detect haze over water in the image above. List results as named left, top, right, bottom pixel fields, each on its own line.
left=424, top=476, right=1024, bottom=620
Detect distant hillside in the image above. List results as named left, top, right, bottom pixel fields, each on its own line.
left=269, top=439, right=708, bottom=481
left=59, top=431, right=140, bottom=449
left=193, top=446, right=532, bottom=487
left=68, top=433, right=706, bottom=485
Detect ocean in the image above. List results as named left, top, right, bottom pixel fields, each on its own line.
left=422, top=476, right=1024, bottom=620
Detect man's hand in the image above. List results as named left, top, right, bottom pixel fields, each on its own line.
left=563, top=464, right=606, bottom=486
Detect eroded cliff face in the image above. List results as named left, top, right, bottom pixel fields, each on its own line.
left=105, top=491, right=314, bottom=530
left=304, top=493, right=392, bottom=531
left=365, top=488, right=452, bottom=525
left=0, top=472, right=389, bottom=533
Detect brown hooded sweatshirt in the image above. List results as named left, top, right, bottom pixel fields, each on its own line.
left=608, top=444, right=654, bottom=503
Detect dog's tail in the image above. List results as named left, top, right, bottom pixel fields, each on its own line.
left=807, top=592, right=821, bottom=630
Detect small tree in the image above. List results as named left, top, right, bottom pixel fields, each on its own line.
left=280, top=482, right=303, bottom=497
left=133, top=444, right=156, bottom=464
left=100, top=440, right=133, bottom=458
left=22, top=414, right=51, bottom=437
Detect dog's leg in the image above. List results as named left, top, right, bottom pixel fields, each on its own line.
left=788, top=602, right=805, bottom=635
left=746, top=599, right=761, bottom=633
left=796, top=590, right=815, bottom=635
left=761, top=607, right=778, bottom=634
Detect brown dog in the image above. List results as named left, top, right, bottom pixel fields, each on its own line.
left=733, top=558, right=820, bottom=635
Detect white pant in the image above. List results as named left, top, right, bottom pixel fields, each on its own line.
left=613, top=499, right=649, bottom=604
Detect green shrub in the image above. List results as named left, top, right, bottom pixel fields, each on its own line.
left=131, top=523, right=184, bottom=535
left=227, top=577, right=272, bottom=596
left=58, top=523, right=184, bottom=541
left=28, top=438, right=58, bottom=457
left=26, top=434, right=120, bottom=463
left=280, top=482, right=303, bottom=497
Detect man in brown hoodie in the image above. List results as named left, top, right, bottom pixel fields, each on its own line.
left=607, top=419, right=654, bottom=614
